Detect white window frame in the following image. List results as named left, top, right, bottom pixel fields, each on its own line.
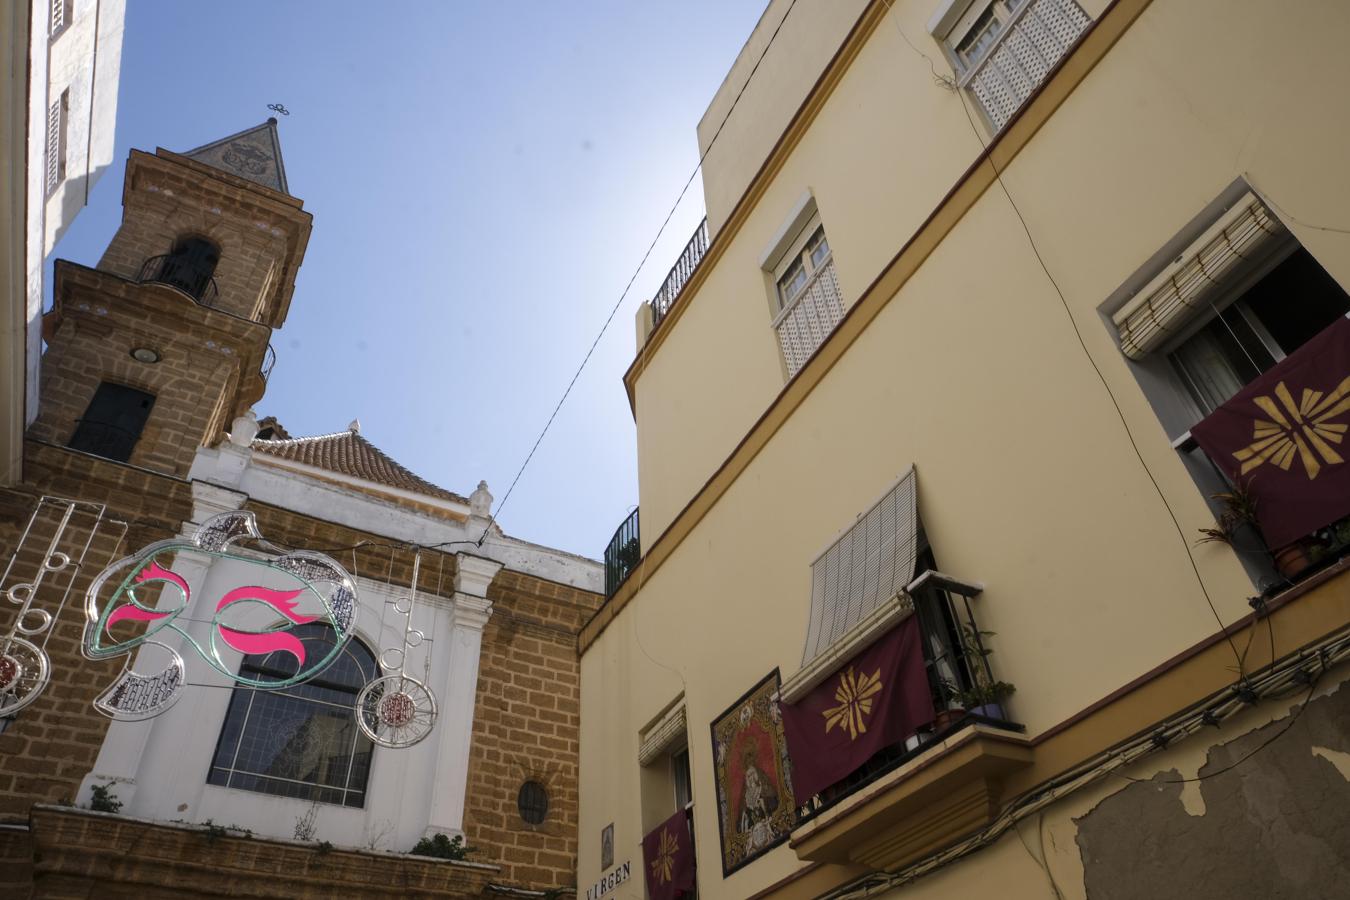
left=771, top=214, right=831, bottom=321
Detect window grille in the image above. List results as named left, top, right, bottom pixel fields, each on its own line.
left=207, top=624, right=377, bottom=808
left=518, top=780, right=549, bottom=825
left=774, top=226, right=844, bottom=377
left=963, top=0, right=1090, bottom=131
left=801, top=468, right=919, bottom=665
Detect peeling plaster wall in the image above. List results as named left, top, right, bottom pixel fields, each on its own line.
left=1075, top=685, right=1350, bottom=900
left=851, top=675, right=1350, bottom=900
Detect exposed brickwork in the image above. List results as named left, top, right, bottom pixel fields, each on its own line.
left=28, top=807, right=498, bottom=899
left=96, top=149, right=310, bottom=326
left=462, top=569, right=603, bottom=889
left=0, top=443, right=193, bottom=821
left=30, top=281, right=260, bottom=477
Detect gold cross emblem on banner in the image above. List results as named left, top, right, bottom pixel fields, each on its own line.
left=651, top=828, right=678, bottom=885
left=822, top=666, right=884, bottom=740
left=1234, top=378, right=1350, bottom=480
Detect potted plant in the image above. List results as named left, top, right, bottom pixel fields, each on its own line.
left=944, top=624, right=1017, bottom=723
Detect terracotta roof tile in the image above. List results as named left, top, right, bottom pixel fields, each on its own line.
left=252, top=429, right=466, bottom=504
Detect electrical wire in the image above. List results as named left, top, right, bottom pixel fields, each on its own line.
left=473, top=0, right=802, bottom=545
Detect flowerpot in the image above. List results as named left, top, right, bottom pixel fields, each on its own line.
left=1273, top=542, right=1311, bottom=578
left=933, top=708, right=966, bottom=731
left=970, top=703, right=1006, bottom=721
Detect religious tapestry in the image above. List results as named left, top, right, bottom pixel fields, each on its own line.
left=710, top=670, right=797, bottom=876
left=1192, top=316, right=1350, bottom=548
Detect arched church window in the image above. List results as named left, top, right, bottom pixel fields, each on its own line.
left=207, top=623, right=378, bottom=808
left=154, top=236, right=220, bottom=301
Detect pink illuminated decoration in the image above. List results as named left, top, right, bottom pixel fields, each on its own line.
left=84, top=511, right=359, bottom=721
left=214, top=585, right=318, bottom=666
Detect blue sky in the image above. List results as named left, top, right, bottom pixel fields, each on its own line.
left=53, top=0, right=768, bottom=558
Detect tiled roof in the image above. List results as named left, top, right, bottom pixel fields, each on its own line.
left=252, top=427, right=466, bottom=504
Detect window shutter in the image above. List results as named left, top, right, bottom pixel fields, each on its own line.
left=1112, top=194, right=1287, bottom=360
left=44, top=98, right=62, bottom=195
left=801, top=468, right=919, bottom=665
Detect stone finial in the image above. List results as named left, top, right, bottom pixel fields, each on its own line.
left=469, top=480, right=492, bottom=518
left=348, top=418, right=361, bottom=433
left=228, top=409, right=260, bottom=447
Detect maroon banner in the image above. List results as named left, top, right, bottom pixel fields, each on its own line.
left=1191, top=317, right=1350, bottom=549
left=642, top=808, right=695, bottom=900
left=780, top=616, right=933, bottom=807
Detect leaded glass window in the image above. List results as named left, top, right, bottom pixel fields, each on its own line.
left=207, top=624, right=377, bottom=808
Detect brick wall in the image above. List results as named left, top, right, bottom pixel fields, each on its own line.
left=462, top=570, right=603, bottom=889
left=28, top=806, right=498, bottom=899
left=0, top=443, right=193, bottom=821
left=96, top=152, right=308, bottom=326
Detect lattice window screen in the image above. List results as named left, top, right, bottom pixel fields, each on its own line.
left=50, top=0, right=66, bottom=36
left=802, top=468, right=919, bottom=665
left=775, top=257, right=844, bottom=377
left=968, top=0, right=1090, bottom=131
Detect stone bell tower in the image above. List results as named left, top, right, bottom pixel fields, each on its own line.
left=29, top=120, right=311, bottom=476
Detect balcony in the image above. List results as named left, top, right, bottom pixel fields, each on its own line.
left=786, top=571, right=1029, bottom=872
left=603, top=508, right=640, bottom=597
left=960, top=0, right=1091, bottom=132
left=138, top=254, right=220, bottom=307
left=650, top=218, right=709, bottom=329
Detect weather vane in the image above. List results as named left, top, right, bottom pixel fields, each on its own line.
left=267, top=103, right=290, bottom=117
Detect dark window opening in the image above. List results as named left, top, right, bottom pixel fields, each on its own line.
left=518, top=780, right=549, bottom=825
left=69, top=382, right=155, bottom=462
left=154, top=237, right=220, bottom=301
left=1171, top=249, right=1350, bottom=418
left=671, top=747, right=692, bottom=811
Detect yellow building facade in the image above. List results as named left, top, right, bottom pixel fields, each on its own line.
left=579, top=0, right=1350, bottom=898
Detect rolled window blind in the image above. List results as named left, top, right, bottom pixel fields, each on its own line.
left=1113, top=195, right=1286, bottom=360
left=801, top=468, right=918, bottom=665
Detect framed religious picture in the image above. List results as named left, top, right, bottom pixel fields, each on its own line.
left=709, top=669, right=797, bottom=876
left=601, top=823, right=614, bottom=871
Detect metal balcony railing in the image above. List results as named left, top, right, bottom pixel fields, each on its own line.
left=603, top=509, right=640, bottom=597
left=138, top=255, right=220, bottom=307
left=651, top=218, right=709, bottom=329
left=795, top=572, right=1019, bottom=825
left=261, top=344, right=277, bottom=383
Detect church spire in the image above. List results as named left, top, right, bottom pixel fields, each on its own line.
left=181, top=118, right=290, bottom=194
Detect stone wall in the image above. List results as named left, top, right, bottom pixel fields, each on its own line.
left=462, top=569, right=603, bottom=889
left=0, top=443, right=193, bottom=820
left=27, top=807, right=497, bottom=899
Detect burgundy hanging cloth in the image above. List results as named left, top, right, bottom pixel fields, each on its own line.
left=1191, top=316, right=1350, bottom=548
left=780, top=615, right=933, bottom=807
left=641, top=807, right=695, bottom=900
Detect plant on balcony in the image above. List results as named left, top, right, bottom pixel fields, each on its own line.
left=1196, top=482, right=1262, bottom=549
left=939, top=625, right=1016, bottom=723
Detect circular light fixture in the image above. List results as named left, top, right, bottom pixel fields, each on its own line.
left=130, top=347, right=161, bottom=364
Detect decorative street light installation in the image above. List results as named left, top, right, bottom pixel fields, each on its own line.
left=355, top=549, right=438, bottom=748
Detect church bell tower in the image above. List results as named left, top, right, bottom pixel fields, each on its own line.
left=30, top=119, right=311, bottom=476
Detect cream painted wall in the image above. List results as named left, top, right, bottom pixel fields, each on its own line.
left=587, top=0, right=1350, bottom=897
left=695, top=0, right=870, bottom=237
